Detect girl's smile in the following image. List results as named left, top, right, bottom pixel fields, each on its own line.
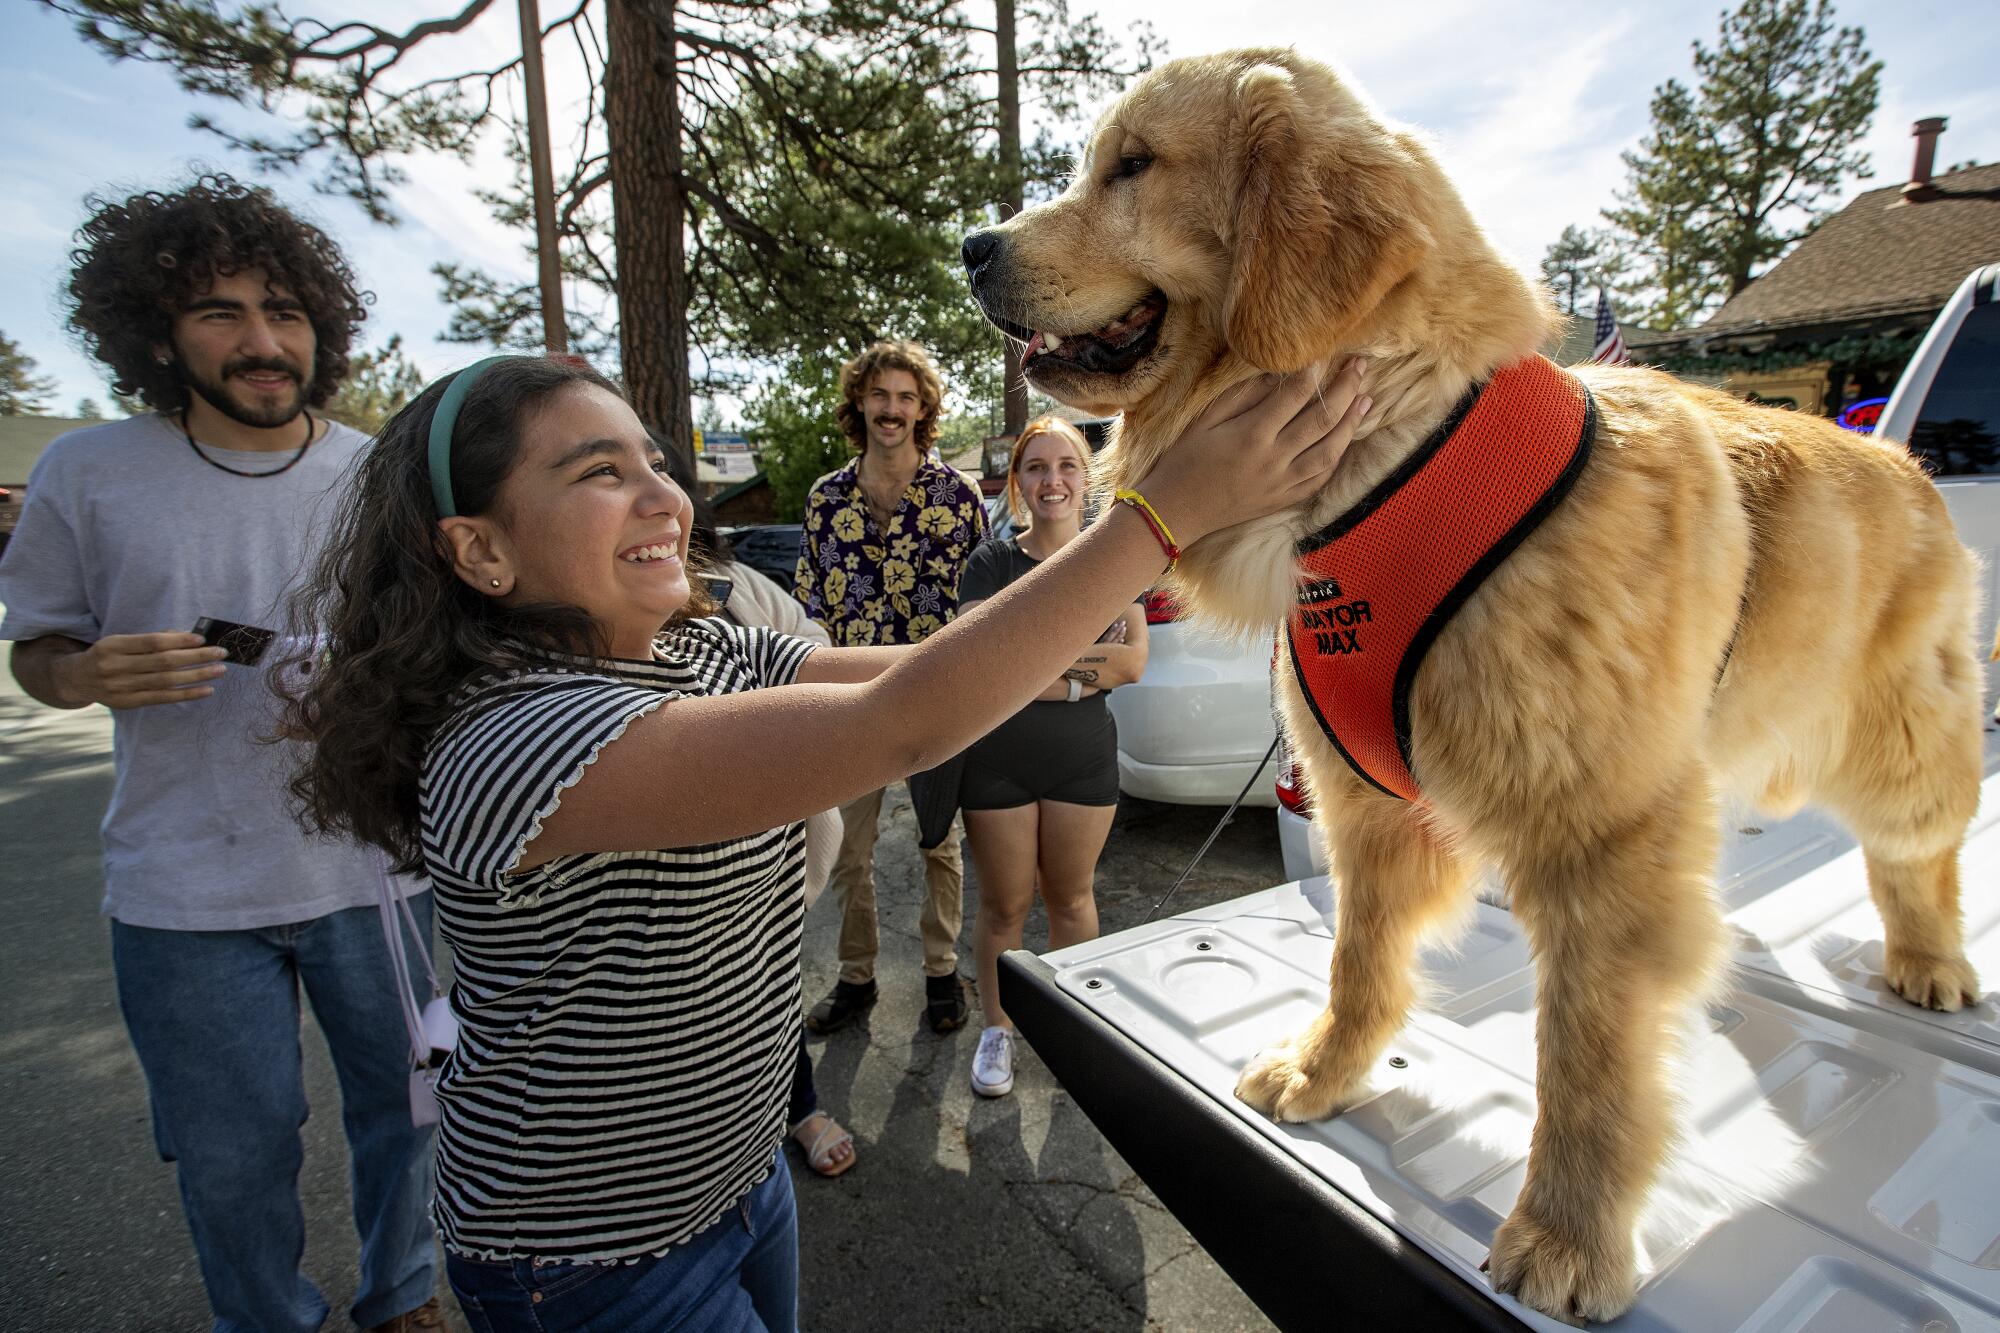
left=619, top=534, right=684, bottom=565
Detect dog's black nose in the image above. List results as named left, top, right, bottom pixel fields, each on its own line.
left=962, top=230, right=1001, bottom=275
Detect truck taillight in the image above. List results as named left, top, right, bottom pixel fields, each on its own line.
left=1274, top=751, right=1311, bottom=816
left=1142, top=588, right=1182, bottom=624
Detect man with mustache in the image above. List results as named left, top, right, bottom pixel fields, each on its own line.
left=794, top=340, right=989, bottom=1035
left=0, top=177, right=443, bottom=1332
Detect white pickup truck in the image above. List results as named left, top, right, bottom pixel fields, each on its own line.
left=999, top=276, right=2000, bottom=1331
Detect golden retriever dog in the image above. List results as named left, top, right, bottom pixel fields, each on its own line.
left=962, top=48, right=1988, bottom=1324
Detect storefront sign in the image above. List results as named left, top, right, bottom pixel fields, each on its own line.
left=706, top=452, right=759, bottom=480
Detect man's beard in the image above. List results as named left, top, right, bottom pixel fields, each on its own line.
left=178, top=353, right=312, bottom=429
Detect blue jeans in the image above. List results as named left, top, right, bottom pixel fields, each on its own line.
left=445, top=1152, right=798, bottom=1333
left=111, top=897, right=440, bottom=1333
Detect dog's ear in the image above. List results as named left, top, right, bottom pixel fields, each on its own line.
left=1223, top=64, right=1429, bottom=371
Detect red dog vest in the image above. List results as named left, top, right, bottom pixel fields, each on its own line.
left=1285, top=355, right=1596, bottom=800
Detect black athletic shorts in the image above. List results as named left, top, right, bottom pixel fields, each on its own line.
left=960, top=695, right=1120, bottom=810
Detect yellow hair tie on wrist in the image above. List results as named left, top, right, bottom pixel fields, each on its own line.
left=1114, top=488, right=1181, bottom=570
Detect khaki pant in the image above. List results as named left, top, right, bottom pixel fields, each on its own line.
left=830, top=785, right=964, bottom=983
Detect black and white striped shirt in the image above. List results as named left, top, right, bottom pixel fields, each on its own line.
left=419, top=617, right=818, bottom=1261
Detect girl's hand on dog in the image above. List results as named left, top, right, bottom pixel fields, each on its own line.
left=1145, top=357, right=1370, bottom=547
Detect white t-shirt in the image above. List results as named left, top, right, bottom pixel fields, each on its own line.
left=0, top=412, right=422, bottom=929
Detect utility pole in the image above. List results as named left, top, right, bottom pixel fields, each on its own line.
left=519, top=0, right=569, bottom=354
left=996, top=0, right=1026, bottom=436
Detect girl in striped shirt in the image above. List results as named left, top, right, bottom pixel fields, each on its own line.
left=281, top=354, right=1365, bottom=1333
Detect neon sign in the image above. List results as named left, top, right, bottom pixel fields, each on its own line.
left=1838, top=397, right=1888, bottom=433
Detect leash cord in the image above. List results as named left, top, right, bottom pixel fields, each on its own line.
left=1141, top=733, right=1283, bottom=924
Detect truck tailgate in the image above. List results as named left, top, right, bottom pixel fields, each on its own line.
left=1003, top=741, right=2000, bottom=1331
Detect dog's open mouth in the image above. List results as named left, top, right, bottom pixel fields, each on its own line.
left=1015, top=292, right=1167, bottom=379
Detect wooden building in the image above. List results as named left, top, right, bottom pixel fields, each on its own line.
left=1636, top=119, right=1999, bottom=418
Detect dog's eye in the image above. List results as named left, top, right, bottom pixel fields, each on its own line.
left=1111, top=154, right=1153, bottom=182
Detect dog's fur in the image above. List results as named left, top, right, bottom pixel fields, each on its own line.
left=966, top=48, right=1988, bottom=1323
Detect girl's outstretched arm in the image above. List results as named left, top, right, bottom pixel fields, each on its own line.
left=519, top=361, right=1367, bottom=867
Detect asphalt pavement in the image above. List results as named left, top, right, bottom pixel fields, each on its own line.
left=2, top=664, right=1284, bottom=1332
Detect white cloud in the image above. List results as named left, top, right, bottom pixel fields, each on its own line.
left=1420, top=18, right=1642, bottom=266
left=1037, top=0, right=1999, bottom=271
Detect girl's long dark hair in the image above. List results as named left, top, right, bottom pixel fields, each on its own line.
left=281, top=355, right=665, bottom=873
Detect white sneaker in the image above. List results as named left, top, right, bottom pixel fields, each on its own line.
left=970, top=1025, right=1015, bottom=1097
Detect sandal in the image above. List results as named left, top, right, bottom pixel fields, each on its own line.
left=790, top=1110, right=856, bottom=1177
left=806, top=978, right=878, bottom=1034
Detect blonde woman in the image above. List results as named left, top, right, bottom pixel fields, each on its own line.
left=959, top=417, right=1148, bottom=1097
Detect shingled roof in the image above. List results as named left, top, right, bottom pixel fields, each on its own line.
left=1696, top=162, right=2000, bottom=337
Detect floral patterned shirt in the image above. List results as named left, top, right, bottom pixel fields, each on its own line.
left=793, top=456, right=990, bottom=646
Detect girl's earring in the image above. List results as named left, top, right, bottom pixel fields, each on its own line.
left=489, top=579, right=501, bottom=589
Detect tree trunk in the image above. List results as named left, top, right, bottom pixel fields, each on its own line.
left=996, top=0, right=1028, bottom=437
left=1727, top=249, right=1755, bottom=298
left=605, top=0, right=693, bottom=470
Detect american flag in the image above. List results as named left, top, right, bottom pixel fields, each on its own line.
left=1588, top=287, right=1630, bottom=364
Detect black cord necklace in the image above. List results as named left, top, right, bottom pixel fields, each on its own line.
left=180, top=408, right=316, bottom=478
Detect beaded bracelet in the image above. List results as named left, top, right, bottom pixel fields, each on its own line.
left=1114, top=488, right=1181, bottom=570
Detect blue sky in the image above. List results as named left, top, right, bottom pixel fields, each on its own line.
left=4, top=0, right=1995, bottom=412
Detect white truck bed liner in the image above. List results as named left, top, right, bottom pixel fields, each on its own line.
left=1043, top=740, right=2000, bottom=1330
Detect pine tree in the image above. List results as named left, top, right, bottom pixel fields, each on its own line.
left=323, top=335, right=426, bottom=436
left=748, top=352, right=849, bottom=522
left=950, top=0, right=1160, bottom=433
left=1602, top=0, right=1879, bottom=328
left=48, top=0, right=1148, bottom=457
left=1538, top=226, right=1621, bottom=317
left=0, top=331, right=59, bottom=415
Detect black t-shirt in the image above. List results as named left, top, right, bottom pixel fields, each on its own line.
left=960, top=536, right=1131, bottom=664
left=959, top=536, right=1040, bottom=604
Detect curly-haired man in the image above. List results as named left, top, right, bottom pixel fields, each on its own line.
left=0, top=177, right=443, bottom=1333
left=794, top=340, right=988, bottom=1034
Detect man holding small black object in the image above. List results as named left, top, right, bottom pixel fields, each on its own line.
left=0, top=177, right=443, bottom=1333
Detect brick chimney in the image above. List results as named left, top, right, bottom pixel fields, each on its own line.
left=1902, top=116, right=1948, bottom=202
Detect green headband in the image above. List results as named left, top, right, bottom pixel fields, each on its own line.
left=427, top=355, right=517, bottom=518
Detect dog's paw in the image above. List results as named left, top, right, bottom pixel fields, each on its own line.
left=1485, top=1207, right=1636, bottom=1327
left=1233, top=1041, right=1364, bottom=1123
left=1883, top=948, right=1980, bottom=1012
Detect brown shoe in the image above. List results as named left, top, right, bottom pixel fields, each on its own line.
left=806, top=978, right=878, bottom=1034
left=925, top=973, right=967, bottom=1033
left=367, top=1297, right=447, bottom=1333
